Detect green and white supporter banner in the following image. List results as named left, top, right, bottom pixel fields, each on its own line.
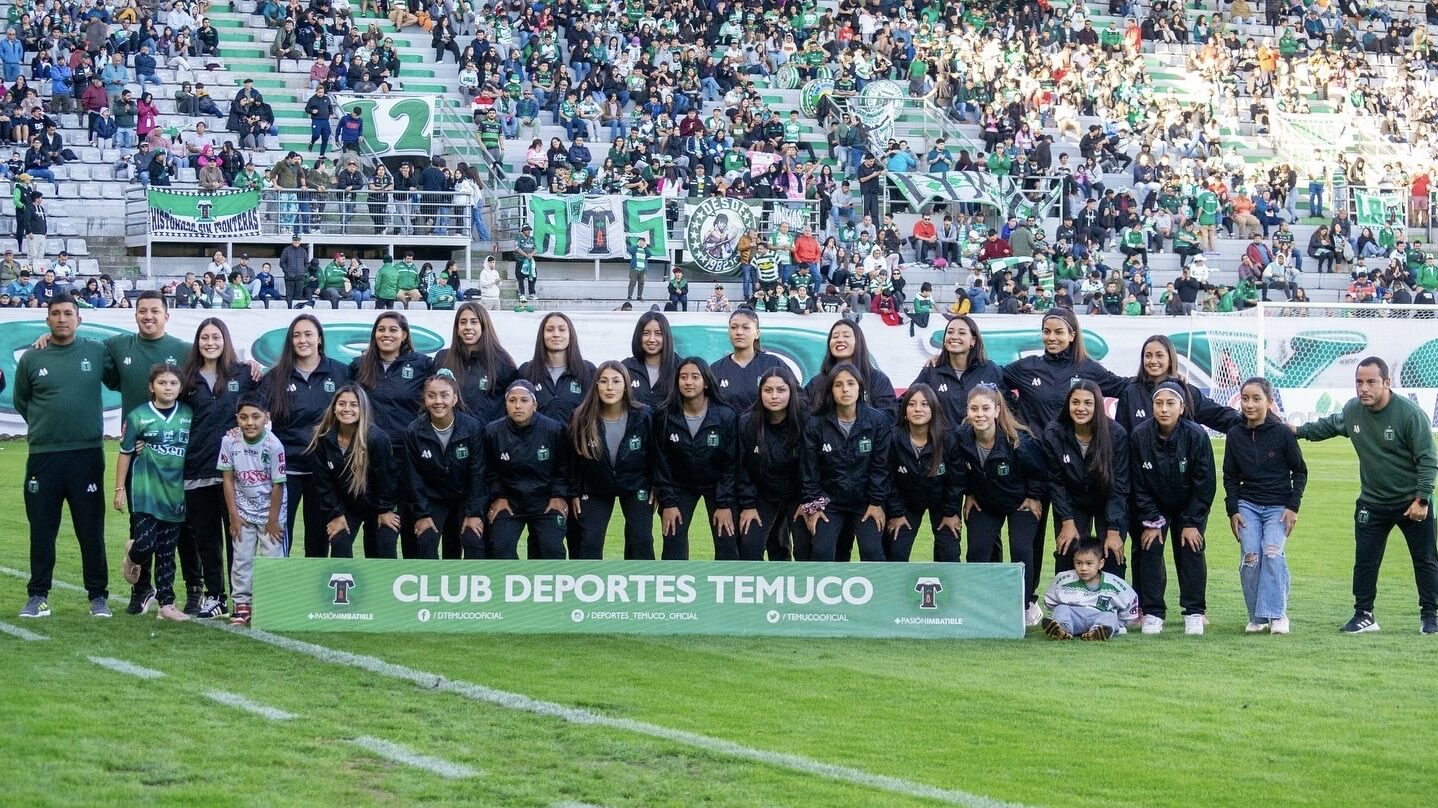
left=526, top=194, right=668, bottom=259
left=147, top=189, right=261, bottom=238
left=331, top=94, right=435, bottom=157
left=1355, top=190, right=1405, bottom=228
left=890, top=172, right=1062, bottom=220
left=252, top=559, right=1026, bottom=638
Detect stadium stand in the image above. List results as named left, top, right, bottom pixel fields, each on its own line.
left=1, top=0, right=1435, bottom=311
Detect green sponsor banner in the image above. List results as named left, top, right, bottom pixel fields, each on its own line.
left=332, top=94, right=435, bottom=157
left=527, top=194, right=667, bottom=259
left=252, top=559, right=1026, bottom=638
left=147, top=188, right=261, bottom=238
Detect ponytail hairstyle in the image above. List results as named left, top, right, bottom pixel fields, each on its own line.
left=1057, top=379, right=1114, bottom=494
left=354, top=311, right=415, bottom=390
left=424, top=367, right=466, bottom=413
left=440, top=302, right=515, bottom=390
left=630, top=310, right=677, bottom=402
left=306, top=383, right=373, bottom=499
left=571, top=359, right=640, bottom=461
left=180, top=317, right=239, bottom=396
left=727, top=307, right=763, bottom=352
left=743, top=364, right=806, bottom=456
left=898, top=383, right=947, bottom=477
left=811, top=361, right=867, bottom=416
left=1041, top=307, right=1088, bottom=364
left=267, top=314, right=326, bottom=423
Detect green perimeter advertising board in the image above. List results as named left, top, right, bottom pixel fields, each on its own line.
left=253, top=559, right=1025, bottom=639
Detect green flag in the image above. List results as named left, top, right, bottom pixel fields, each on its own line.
left=147, top=189, right=261, bottom=238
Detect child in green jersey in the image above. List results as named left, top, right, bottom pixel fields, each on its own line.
left=116, top=364, right=194, bottom=622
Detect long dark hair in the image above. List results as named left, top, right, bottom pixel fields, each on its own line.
left=525, top=311, right=590, bottom=385
left=939, top=315, right=989, bottom=370
left=630, top=310, right=676, bottom=401
left=1041, top=307, right=1089, bottom=363
left=266, top=314, right=325, bottom=422
left=571, top=359, right=641, bottom=461
left=899, top=383, right=947, bottom=477
left=818, top=319, right=877, bottom=381
left=439, top=302, right=515, bottom=387
left=354, top=311, right=414, bottom=389
left=812, top=361, right=867, bottom=416
left=1057, top=379, right=1114, bottom=494
left=664, top=355, right=721, bottom=412
left=180, top=317, right=238, bottom=395
left=1135, top=334, right=1184, bottom=383
left=742, top=364, right=805, bottom=454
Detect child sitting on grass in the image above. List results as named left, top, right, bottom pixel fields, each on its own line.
left=1041, top=541, right=1140, bottom=641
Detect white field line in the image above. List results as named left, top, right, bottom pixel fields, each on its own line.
left=349, top=735, right=479, bottom=779
left=551, top=802, right=606, bottom=808
left=204, top=622, right=1030, bottom=808
left=0, top=568, right=1030, bottom=808
left=201, top=690, right=297, bottom=721
left=87, top=655, right=166, bottom=680
left=0, top=620, right=48, bottom=641
left=0, top=565, right=84, bottom=592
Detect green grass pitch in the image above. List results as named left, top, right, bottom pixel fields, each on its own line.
left=1, top=440, right=1435, bottom=807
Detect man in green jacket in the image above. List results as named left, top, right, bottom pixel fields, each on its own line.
left=14, top=295, right=110, bottom=618
left=316, top=252, right=349, bottom=309
left=373, top=254, right=399, bottom=309
left=395, top=249, right=422, bottom=307
left=1295, top=357, right=1438, bottom=635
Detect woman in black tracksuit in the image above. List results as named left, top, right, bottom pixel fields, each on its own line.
left=886, top=384, right=964, bottom=562
left=1115, top=334, right=1243, bottom=435
left=1041, top=378, right=1130, bottom=578
left=569, top=360, right=655, bottom=560
left=306, top=384, right=401, bottom=558
left=621, top=310, right=676, bottom=409
left=257, top=314, right=350, bottom=557
left=349, top=312, right=435, bottom=443
left=737, top=365, right=807, bottom=561
left=802, top=319, right=899, bottom=419
left=483, top=380, right=570, bottom=560
left=434, top=301, right=517, bottom=426
left=179, top=317, right=258, bottom=616
left=403, top=370, right=488, bottom=559
left=909, top=314, right=1005, bottom=429
left=709, top=308, right=785, bottom=416
left=1129, top=381, right=1216, bottom=634
left=955, top=385, right=1046, bottom=585
left=653, top=356, right=740, bottom=560
left=1001, top=308, right=1125, bottom=610
left=801, top=362, right=893, bottom=562
left=517, top=311, right=596, bottom=425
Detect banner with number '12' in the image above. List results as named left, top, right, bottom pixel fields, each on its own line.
left=331, top=94, right=435, bottom=157
left=252, top=559, right=1026, bottom=639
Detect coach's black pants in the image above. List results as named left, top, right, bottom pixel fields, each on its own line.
left=810, top=508, right=884, bottom=562
left=663, top=489, right=734, bottom=561
left=965, top=506, right=1040, bottom=585
left=1130, top=511, right=1208, bottom=619
left=1353, top=500, right=1438, bottom=616
left=887, top=506, right=957, bottom=562
left=1053, top=507, right=1126, bottom=579
left=741, top=499, right=798, bottom=561
left=574, top=492, right=654, bottom=559
left=486, top=510, right=567, bottom=559
left=25, top=448, right=107, bottom=600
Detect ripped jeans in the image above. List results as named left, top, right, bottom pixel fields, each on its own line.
left=1237, top=501, right=1290, bottom=621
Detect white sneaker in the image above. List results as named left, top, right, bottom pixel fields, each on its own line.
left=1184, top=614, right=1205, bottom=635
left=1270, top=617, right=1290, bottom=634
left=1023, top=603, right=1042, bottom=626
left=1141, top=614, right=1164, bottom=634
left=1245, top=621, right=1269, bottom=633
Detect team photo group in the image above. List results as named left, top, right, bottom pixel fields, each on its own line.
left=12, top=293, right=1438, bottom=640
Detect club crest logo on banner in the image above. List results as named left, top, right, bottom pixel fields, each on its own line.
left=685, top=197, right=758, bottom=276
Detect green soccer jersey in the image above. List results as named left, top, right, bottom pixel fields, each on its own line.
left=1196, top=191, right=1219, bottom=226
left=121, top=402, right=193, bottom=522
left=104, top=333, right=188, bottom=418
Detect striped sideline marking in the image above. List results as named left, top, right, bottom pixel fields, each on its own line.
left=0, top=566, right=84, bottom=593
left=0, top=620, right=49, bottom=641
left=349, top=735, right=479, bottom=779
left=88, top=656, right=166, bottom=680
left=0, top=569, right=1023, bottom=807
left=204, top=622, right=1027, bottom=808
left=202, top=690, right=297, bottom=722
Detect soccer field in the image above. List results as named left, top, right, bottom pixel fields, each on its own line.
left=1, top=440, right=1434, bottom=808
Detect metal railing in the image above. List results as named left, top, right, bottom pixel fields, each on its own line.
left=256, top=188, right=474, bottom=238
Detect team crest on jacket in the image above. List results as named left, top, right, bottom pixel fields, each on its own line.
left=627, top=436, right=641, bottom=451
left=706, top=432, right=720, bottom=447
left=1384, top=426, right=1396, bottom=441
left=80, top=358, right=92, bottom=372
left=478, top=376, right=489, bottom=391
left=1179, top=458, right=1187, bottom=472
left=569, top=381, right=582, bottom=394
left=401, top=365, right=414, bottom=379
left=323, top=379, right=336, bottom=393
left=455, top=446, right=469, bottom=459
left=538, top=447, right=550, bottom=461
left=858, top=437, right=872, bottom=453
left=995, top=462, right=1009, bottom=476
left=227, top=379, right=239, bottom=392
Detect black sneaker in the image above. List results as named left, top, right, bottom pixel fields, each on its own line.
left=1422, top=615, right=1438, bottom=635
left=126, top=587, right=155, bottom=615
left=197, top=595, right=229, bottom=620
left=1340, top=610, right=1380, bottom=633
left=1079, top=625, right=1114, bottom=642
left=182, top=586, right=204, bottom=616
left=1040, top=616, right=1072, bottom=640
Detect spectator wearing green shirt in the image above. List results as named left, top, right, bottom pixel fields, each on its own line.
left=373, top=254, right=399, bottom=310
left=628, top=236, right=650, bottom=301
left=316, top=252, right=350, bottom=309
left=395, top=249, right=423, bottom=308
